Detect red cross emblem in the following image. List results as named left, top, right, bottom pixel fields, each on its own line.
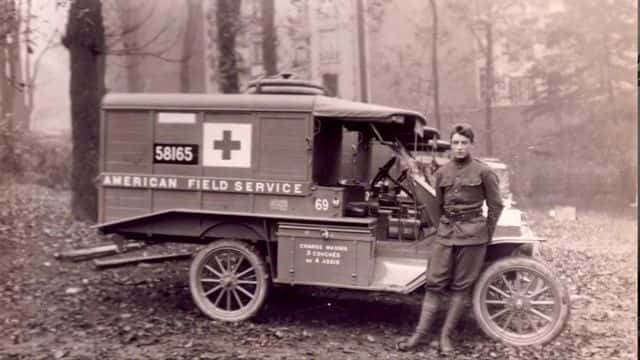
left=203, top=123, right=252, bottom=167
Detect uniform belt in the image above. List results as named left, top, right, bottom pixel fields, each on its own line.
left=444, top=209, right=483, bottom=222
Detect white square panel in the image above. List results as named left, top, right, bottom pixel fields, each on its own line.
left=202, top=123, right=252, bottom=168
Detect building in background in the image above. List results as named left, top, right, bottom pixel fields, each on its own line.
left=84, top=0, right=569, bottom=120
left=306, top=0, right=364, bottom=100
left=202, top=0, right=366, bottom=101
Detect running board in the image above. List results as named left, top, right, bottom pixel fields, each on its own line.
left=54, top=242, right=146, bottom=262
left=272, top=256, right=427, bottom=294
left=369, top=256, right=428, bottom=294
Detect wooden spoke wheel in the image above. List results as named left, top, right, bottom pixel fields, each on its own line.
left=472, top=256, right=570, bottom=346
left=189, top=240, right=269, bottom=322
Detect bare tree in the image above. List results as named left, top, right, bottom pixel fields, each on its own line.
left=105, top=0, right=192, bottom=92
left=24, top=28, right=62, bottom=126
left=0, top=0, right=65, bottom=132
left=62, top=0, right=106, bottom=222
left=448, top=0, right=531, bottom=156
left=526, top=0, right=636, bottom=121
left=0, top=0, right=27, bottom=129
left=111, top=0, right=145, bottom=92
left=368, top=1, right=453, bottom=120
left=0, top=0, right=27, bottom=177
left=0, top=0, right=14, bottom=123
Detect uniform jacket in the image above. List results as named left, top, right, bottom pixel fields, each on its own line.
left=433, top=156, right=504, bottom=246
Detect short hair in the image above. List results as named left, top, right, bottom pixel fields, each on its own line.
left=450, top=123, right=474, bottom=143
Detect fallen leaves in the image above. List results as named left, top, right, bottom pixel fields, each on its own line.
left=0, top=184, right=637, bottom=359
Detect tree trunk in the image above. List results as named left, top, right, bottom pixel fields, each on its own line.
left=0, top=36, right=11, bottom=126
left=8, top=0, right=26, bottom=132
left=356, top=0, right=368, bottom=102
left=24, top=0, right=34, bottom=128
left=484, top=21, right=494, bottom=156
left=0, top=0, right=19, bottom=176
left=1, top=0, right=16, bottom=126
left=180, top=0, right=200, bottom=92
left=216, top=0, right=241, bottom=93
left=429, top=0, right=441, bottom=130
left=63, top=0, right=106, bottom=222
left=261, top=0, right=277, bottom=76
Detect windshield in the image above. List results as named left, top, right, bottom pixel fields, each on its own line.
left=391, top=141, right=420, bottom=175
left=381, top=139, right=436, bottom=199
left=369, top=123, right=436, bottom=199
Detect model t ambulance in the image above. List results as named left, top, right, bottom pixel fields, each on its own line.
left=93, top=76, right=569, bottom=346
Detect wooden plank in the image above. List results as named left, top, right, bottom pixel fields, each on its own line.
left=258, top=116, right=308, bottom=180
left=155, top=122, right=201, bottom=143
left=106, top=143, right=150, bottom=161
left=105, top=188, right=150, bottom=208
left=107, top=129, right=152, bottom=142
left=105, top=151, right=149, bottom=164
left=153, top=163, right=201, bottom=176
left=94, top=252, right=192, bottom=269
left=152, top=189, right=201, bottom=211
left=202, top=192, right=250, bottom=212
left=107, top=110, right=151, bottom=128
left=55, top=242, right=146, bottom=262
left=105, top=162, right=153, bottom=173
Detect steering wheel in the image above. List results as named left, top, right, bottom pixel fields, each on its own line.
left=371, top=157, right=417, bottom=202
left=371, top=157, right=397, bottom=188
left=397, top=168, right=409, bottom=184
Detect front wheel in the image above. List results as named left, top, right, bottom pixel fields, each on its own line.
left=189, top=240, right=269, bottom=322
left=472, top=256, right=570, bottom=346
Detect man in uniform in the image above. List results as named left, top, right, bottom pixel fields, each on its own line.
left=397, top=123, right=503, bottom=353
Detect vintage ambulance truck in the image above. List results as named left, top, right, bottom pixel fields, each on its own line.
left=92, top=76, right=569, bottom=346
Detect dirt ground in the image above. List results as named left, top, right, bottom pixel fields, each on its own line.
left=0, top=184, right=637, bottom=359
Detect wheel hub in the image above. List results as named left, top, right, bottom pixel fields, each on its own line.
left=221, top=275, right=236, bottom=288
left=509, top=295, right=530, bottom=312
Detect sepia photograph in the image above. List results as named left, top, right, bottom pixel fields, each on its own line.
left=0, top=0, right=637, bottom=359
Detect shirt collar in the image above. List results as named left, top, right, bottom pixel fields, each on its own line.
left=453, top=155, right=472, bottom=168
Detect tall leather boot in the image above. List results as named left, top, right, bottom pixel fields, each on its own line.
left=396, top=291, right=440, bottom=351
left=439, top=290, right=468, bottom=354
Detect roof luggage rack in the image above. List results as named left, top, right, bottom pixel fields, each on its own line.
left=246, top=73, right=327, bottom=95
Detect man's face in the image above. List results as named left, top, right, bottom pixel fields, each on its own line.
left=451, top=133, right=473, bottom=160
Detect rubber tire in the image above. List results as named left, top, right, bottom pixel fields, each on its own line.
left=472, top=256, right=570, bottom=346
left=189, top=240, right=269, bottom=322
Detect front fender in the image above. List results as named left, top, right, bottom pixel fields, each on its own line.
left=486, top=236, right=546, bottom=261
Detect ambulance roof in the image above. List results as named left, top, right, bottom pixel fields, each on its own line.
left=102, top=93, right=428, bottom=127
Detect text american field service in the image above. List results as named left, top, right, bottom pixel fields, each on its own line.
left=100, top=173, right=307, bottom=195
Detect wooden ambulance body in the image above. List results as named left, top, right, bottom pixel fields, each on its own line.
left=97, top=92, right=428, bottom=290
left=100, top=94, right=326, bottom=223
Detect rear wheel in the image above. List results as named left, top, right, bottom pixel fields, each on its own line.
left=189, top=240, right=269, bottom=321
left=472, top=256, right=570, bottom=346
